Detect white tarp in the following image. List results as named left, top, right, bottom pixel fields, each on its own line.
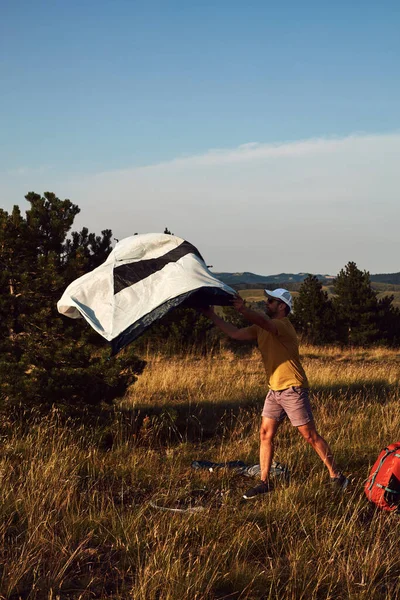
left=57, top=233, right=235, bottom=353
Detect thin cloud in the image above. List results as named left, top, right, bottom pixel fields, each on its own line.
left=96, top=132, right=398, bottom=174
left=1, top=132, right=399, bottom=274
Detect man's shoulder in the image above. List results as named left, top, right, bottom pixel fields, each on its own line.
left=274, top=317, right=297, bottom=336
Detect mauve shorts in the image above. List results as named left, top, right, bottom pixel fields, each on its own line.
left=262, top=386, right=313, bottom=427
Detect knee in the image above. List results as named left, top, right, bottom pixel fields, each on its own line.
left=301, top=429, right=319, bottom=446
left=260, top=426, right=275, bottom=444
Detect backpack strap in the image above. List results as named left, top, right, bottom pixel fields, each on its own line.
left=367, top=447, right=399, bottom=491
left=376, top=484, right=400, bottom=494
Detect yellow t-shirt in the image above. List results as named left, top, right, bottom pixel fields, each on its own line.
left=247, top=318, right=309, bottom=391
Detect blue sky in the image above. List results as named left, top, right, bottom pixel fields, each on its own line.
left=1, top=1, right=399, bottom=274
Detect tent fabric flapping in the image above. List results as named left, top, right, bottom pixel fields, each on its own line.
left=57, top=233, right=236, bottom=354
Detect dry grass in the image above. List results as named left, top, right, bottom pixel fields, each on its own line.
left=1, top=345, right=399, bottom=599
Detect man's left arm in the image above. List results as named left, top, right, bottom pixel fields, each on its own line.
left=232, top=296, right=278, bottom=335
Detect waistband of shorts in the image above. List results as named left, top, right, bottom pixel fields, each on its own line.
left=269, top=385, right=309, bottom=392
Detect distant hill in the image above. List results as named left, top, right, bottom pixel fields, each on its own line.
left=214, top=271, right=400, bottom=288
left=213, top=271, right=333, bottom=287
left=370, top=272, right=400, bottom=285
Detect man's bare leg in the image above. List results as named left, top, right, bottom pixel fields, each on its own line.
left=260, top=417, right=280, bottom=482
left=297, top=421, right=340, bottom=478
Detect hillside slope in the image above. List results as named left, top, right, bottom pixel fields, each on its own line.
left=214, top=271, right=400, bottom=287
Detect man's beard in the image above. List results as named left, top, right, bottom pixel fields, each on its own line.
left=265, top=306, right=274, bottom=317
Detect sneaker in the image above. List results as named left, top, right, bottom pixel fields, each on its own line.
left=242, top=481, right=271, bottom=500
left=330, top=473, right=349, bottom=491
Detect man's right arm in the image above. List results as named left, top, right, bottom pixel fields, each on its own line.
left=201, top=307, right=257, bottom=341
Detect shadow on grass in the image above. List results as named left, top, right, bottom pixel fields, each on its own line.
left=312, top=380, right=396, bottom=403
left=119, top=396, right=262, bottom=448
left=3, top=379, right=396, bottom=451
left=113, top=379, right=398, bottom=449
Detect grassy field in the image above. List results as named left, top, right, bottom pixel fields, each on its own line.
left=1, top=345, right=400, bottom=599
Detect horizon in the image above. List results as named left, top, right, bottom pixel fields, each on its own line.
left=211, top=268, right=399, bottom=277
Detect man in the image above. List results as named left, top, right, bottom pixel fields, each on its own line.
left=202, top=288, right=348, bottom=500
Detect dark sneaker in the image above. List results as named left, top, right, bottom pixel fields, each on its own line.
left=330, top=473, right=349, bottom=491
left=242, top=481, right=271, bottom=500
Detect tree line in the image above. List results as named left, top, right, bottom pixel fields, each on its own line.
left=1, top=192, right=399, bottom=415
left=291, top=269, right=400, bottom=346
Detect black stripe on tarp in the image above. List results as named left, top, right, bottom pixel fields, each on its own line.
left=113, top=240, right=204, bottom=295
left=111, top=286, right=234, bottom=355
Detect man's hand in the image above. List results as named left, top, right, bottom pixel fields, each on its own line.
left=232, top=295, right=246, bottom=313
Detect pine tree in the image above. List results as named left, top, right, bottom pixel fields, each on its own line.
left=64, top=226, right=113, bottom=279
left=292, top=275, right=337, bottom=344
left=0, top=192, right=145, bottom=416
left=376, top=294, right=400, bottom=346
left=333, top=262, right=379, bottom=346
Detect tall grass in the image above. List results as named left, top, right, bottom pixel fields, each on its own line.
left=1, top=346, right=399, bottom=599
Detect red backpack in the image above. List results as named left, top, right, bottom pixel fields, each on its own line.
left=365, top=442, right=400, bottom=512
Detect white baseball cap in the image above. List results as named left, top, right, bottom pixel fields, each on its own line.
left=264, top=288, right=293, bottom=312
